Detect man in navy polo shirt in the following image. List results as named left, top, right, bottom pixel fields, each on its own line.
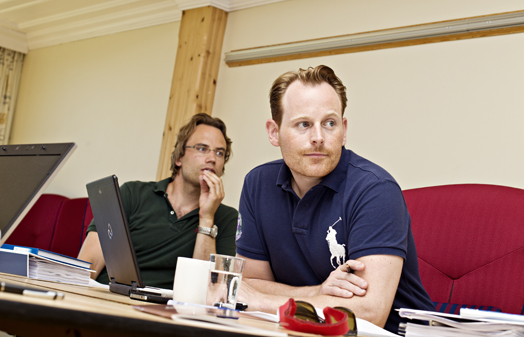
left=235, top=65, right=434, bottom=333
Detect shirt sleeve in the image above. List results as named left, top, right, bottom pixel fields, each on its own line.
left=86, top=218, right=97, bottom=234
left=235, top=174, right=268, bottom=261
left=347, top=179, right=409, bottom=260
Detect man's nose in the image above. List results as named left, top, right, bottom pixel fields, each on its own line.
left=310, top=124, right=324, bottom=145
left=204, top=150, right=217, bottom=162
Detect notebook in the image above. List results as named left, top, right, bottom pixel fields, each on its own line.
left=0, top=142, right=76, bottom=245
left=86, top=175, right=173, bottom=303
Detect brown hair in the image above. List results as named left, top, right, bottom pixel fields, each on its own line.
left=170, top=113, right=232, bottom=177
left=269, top=65, right=347, bottom=126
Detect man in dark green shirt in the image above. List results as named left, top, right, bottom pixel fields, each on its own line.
left=78, top=113, right=238, bottom=289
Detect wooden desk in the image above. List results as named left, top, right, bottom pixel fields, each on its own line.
left=0, top=274, right=387, bottom=337
left=0, top=273, right=288, bottom=337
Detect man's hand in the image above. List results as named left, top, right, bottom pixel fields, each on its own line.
left=193, top=170, right=224, bottom=260
left=237, top=279, right=262, bottom=307
left=317, top=260, right=368, bottom=298
left=198, top=170, right=225, bottom=221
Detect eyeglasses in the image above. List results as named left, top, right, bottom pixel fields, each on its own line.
left=185, top=145, right=226, bottom=159
left=278, top=299, right=357, bottom=336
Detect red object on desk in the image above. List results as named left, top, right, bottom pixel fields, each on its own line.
left=278, top=299, right=350, bottom=336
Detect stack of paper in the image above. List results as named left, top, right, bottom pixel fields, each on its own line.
left=398, top=308, right=524, bottom=337
left=28, top=255, right=92, bottom=286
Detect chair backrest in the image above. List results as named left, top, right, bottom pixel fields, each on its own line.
left=403, top=184, right=524, bottom=314
left=5, top=194, right=93, bottom=258
left=5, top=194, right=67, bottom=250
left=49, top=197, right=93, bottom=258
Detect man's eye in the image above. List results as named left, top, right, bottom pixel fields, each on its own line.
left=196, top=146, right=208, bottom=152
left=216, top=150, right=225, bottom=157
left=325, top=120, right=336, bottom=127
left=298, top=122, right=309, bottom=128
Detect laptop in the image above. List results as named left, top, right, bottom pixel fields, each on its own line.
left=86, top=175, right=172, bottom=303
left=0, top=142, right=76, bottom=245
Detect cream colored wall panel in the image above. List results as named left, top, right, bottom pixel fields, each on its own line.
left=10, top=22, right=179, bottom=198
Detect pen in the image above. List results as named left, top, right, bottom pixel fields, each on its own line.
left=0, top=282, right=64, bottom=300
left=345, top=262, right=354, bottom=274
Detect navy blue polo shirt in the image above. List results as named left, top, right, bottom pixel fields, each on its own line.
left=236, top=147, right=434, bottom=333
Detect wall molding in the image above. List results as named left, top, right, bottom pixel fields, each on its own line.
left=0, top=0, right=286, bottom=52
left=175, top=0, right=285, bottom=12
left=0, top=25, right=27, bottom=54
left=26, top=5, right=182, bottom=50
left=225, top=10, right=524, bottom=67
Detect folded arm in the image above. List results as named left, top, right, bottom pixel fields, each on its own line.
left=238, top=254, right=403, bottom=328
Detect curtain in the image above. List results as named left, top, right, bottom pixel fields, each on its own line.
left=0, top=48, right=24, bottom=145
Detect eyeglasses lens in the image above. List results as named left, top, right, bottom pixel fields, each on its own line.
left=334, top=307, right=357, bottom=336
left=294, top=301, right=322, bottom=323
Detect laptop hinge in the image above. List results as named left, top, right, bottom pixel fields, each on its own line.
left=108, top=277, right=137, bottom=296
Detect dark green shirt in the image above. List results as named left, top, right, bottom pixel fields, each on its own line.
left=87, top=177, right=238, bottom=289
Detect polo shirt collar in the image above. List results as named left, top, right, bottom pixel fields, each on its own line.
left=276, top=147, right=349, bottom=194
left=153, top=177, right=172, bottom=194
left=319, top=147, right=349, bottom=192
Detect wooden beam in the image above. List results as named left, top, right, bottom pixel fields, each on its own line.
left=156, top=6, right=227, bottom=180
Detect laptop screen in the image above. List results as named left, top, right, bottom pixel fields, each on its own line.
left=0, top=143, right=76, bottom=245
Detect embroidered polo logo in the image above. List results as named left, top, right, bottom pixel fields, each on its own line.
left=235, top=213, right=242, bottom=241
left=326, top=217, right=345, bottom=269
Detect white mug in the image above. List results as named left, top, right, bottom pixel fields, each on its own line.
left=172, top=257, right=212, bottom=305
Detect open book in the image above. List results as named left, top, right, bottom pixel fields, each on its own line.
left=398, top=308, right=524, bottom=337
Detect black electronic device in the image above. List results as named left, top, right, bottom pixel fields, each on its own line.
left=0, top=142, right=76, bottom=245
left=86, top=175, right=172, bottom=303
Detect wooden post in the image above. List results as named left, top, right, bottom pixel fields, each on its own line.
left=156, top=6, right=228, bottom=180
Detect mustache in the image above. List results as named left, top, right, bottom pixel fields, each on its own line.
left=299, top=146, right=331, bottom=155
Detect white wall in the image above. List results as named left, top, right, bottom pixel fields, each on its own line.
left=10, top=22, right=179, bottom=197
left=9, top=0, right=524, bottom=210
left=213, top=0, right=524, bottom=208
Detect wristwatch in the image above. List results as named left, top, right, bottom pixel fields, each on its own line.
left=197, top=225, right=218, bottom=238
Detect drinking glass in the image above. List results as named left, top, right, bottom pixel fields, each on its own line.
left=206, top=254, right=245, bottom=309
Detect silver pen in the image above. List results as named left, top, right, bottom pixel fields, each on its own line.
left=0, top=281, right=64, bottom=300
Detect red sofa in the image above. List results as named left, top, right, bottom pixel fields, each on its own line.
left=403, top=184, right=524, bottom=315
left=5, top=194, right=93, bottom=259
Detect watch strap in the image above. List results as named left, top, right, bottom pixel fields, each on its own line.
left=197, top=224, right=218, bottom=238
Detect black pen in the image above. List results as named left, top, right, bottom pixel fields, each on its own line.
left=0, top=282, right=64, bottom=300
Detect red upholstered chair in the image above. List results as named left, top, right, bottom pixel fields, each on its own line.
left=5, top=194, right=67, bottom=250
left=403, top=184, right=524, bottom=315
left=49, top=197, right=93, bottom=258
left=5, top=194, right=93, bottom=258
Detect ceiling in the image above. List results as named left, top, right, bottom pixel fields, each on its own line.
left=0, top=0, right=284, bottom=53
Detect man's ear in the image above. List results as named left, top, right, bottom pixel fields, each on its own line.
left=342, top=117, right=348, bottom=146
left=266, top=119, right=280, bottom=147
